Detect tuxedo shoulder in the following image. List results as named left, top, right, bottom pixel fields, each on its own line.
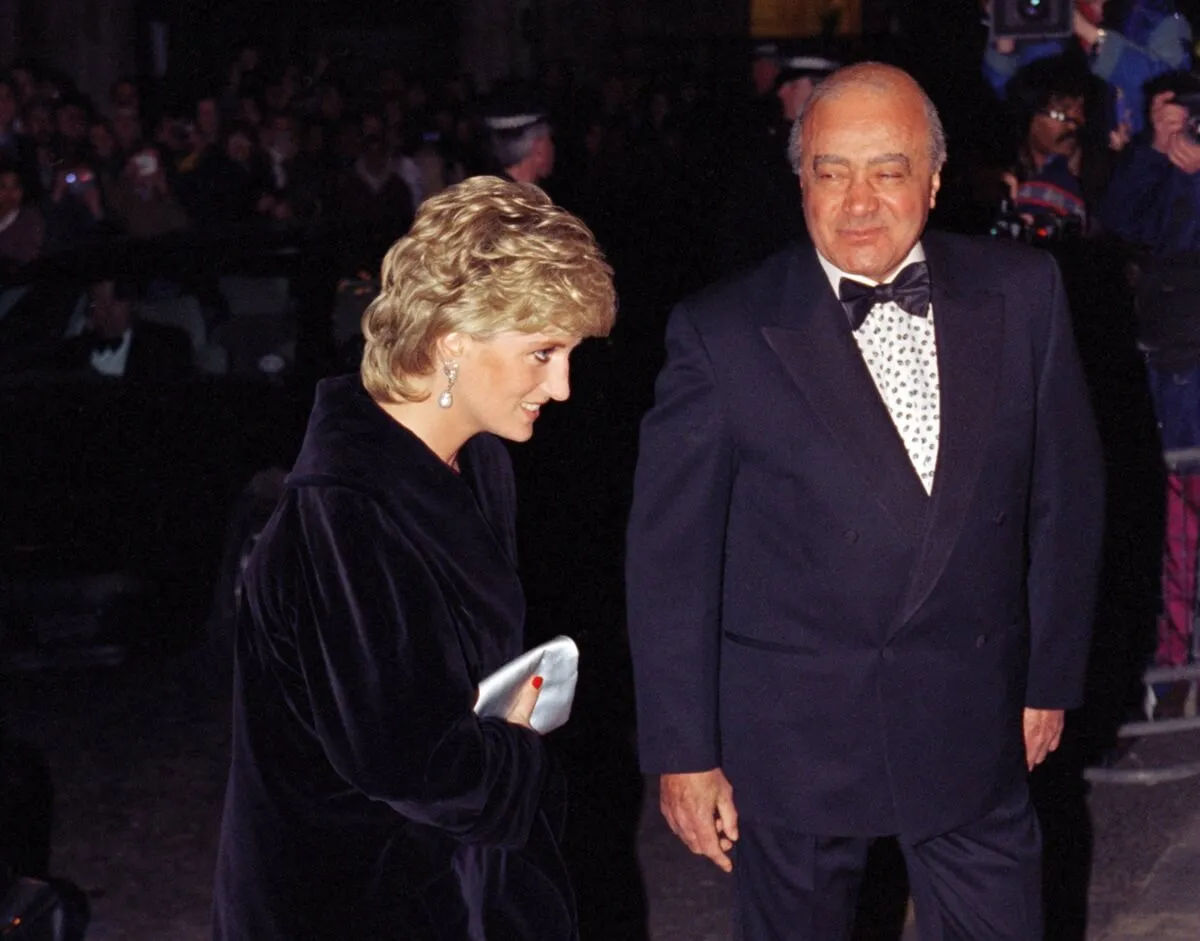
left=925, top=230, right=1058, bottom=280
left=136, top=318, right=192, bottom=346
left=677, top=241, right=800, bottom=328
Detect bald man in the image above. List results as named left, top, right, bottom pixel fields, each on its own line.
left=627, top=64, right=1103, bottom=939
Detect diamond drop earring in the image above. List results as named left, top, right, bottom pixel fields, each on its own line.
left=438, top=362, right=458, bottom=409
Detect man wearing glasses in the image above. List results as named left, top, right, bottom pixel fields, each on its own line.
left=1000, top=54, right=1099, bottom=232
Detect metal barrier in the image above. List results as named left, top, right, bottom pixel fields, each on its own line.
left=1086, top=448, right=1200, bottom=785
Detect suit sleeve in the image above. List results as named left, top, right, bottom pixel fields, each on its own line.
left=626, top=303, right=736, bottom=773
left=1024, top=256, right=1106, bottom=709
left=287, top=486, right=546, bottom=848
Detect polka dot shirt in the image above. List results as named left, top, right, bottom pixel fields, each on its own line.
left=851, top=300, right=940, bottom=494
left=815, top=247, right=941, bottom=494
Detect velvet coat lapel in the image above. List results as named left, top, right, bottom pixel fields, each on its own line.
left=761, top=234, right=1005, bottom=634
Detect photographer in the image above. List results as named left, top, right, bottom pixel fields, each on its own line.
left=984, top=0, right=1192, bottom=137
left=1100, top=73, right=1200, bottom=709
left=106, top=145, right=189, bottom=240
left=42, top=158, right=107, bottom=253
left=979, top=55, right=1109, bottom=243
left=1102, top=77, right=1200, bottom=249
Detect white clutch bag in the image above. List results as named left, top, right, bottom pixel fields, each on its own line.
left=473, top=635, right=579, bottom=734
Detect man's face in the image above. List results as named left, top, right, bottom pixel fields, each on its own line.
left=800, top=80, right=940, bottom=281
left=1029, top=95, right=1085, bottom=161
left=532, top=133, right=556, bottom=180
left=226, top=131, right=252, bottom=164
left=196, top=99, right=219, bottom=137
left=777, top=76, right=815, bottom=124
left=88, top=282, right=132, bottom=338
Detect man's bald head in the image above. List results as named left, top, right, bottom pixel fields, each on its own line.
left=788, top=63, right=946, bottom=177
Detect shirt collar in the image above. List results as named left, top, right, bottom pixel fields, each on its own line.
left=815, top=241, right=926, bottom=294
left=89, top=328, right=133, bottom=376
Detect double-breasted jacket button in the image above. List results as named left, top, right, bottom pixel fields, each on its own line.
left=975, top=634, right=988, bottom=649
left=844, top=529, right=859, bottom=543
left=992, top=510, right=1007, bottom=524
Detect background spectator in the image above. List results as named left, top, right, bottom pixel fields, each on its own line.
left=42, top=158, right=106, bottom=253
left=1101, top=72, right=1200, bottom=715
left=106, top=145, right=189, bottom=240
left=0, top=161, right=43, bottom=267
left=57, top=280, right=193, bottom=381
left=984, top=0, right=1192, bottom=136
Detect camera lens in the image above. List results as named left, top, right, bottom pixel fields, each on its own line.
left=1018, top=0, right=1051, bottom=20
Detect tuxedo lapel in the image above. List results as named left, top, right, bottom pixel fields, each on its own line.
left=762, top=249, right=929, bottom=539
left=895, top=240, right=1005, bottom=628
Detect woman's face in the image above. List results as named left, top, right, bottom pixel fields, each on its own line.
left=450, top=331, right=581, bottom=442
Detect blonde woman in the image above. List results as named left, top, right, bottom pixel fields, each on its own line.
left=213, top=176, right=616, bottom=941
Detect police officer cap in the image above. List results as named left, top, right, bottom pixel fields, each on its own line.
left=483, top=87, right=549, bottom=133
left=775, top=45, right=842, bottom=86
left=752, top=40, right=781, bottom=61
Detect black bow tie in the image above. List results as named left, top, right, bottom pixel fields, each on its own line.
left=838, top=261, right=931, bottom=331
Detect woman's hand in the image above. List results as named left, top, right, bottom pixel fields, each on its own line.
left=504, top=675, right=543, bottom=730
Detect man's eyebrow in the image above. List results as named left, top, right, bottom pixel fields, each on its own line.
left=810, top=153, right=912, bottom=170
left=868, top=153, right=911, bottom=168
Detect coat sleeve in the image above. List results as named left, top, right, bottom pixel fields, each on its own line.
left=1024, top=255, right=1106, bottom=709
left=286, top=485, right=546, bottom=848
left=625, top=303, right=735, bottom=774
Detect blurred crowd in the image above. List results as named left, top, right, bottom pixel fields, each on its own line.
left=0, top=37, right=733, bottom=281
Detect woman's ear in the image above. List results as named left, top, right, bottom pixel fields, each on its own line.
left=436, top=331, right=467, bottom=364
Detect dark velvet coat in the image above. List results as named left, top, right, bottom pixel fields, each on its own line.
left=627, top=232, right=1105, bottom=841
left=212, top=375, right=576, bottom=941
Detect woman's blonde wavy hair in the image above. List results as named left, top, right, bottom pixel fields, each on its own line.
left=360, top=175, right=616, bottom=403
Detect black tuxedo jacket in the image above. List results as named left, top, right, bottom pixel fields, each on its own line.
left=626, top=231, right=1105, bottom=841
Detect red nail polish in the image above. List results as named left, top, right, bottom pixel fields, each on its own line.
left=532, top=675, right=544, bottom=690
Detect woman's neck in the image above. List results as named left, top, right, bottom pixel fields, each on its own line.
left=377, top=397, right=470, bottom=471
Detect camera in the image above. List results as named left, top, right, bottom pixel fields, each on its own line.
left=989, top=0, right=1073, bottom=41
left=989, top=199, right=1083, bottom=245
left=64, top=168, right=95, bottom=193
left=132, top=151, right=158, bottom=177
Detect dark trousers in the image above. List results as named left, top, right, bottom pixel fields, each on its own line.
left=733, top=785, right=1043, bottom=941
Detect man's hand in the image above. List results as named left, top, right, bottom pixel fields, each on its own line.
left=1165, top=132, right=1200, bottom=176
left=1150, top=91, right=1188, bottom=154
left=1072, top=10, right=1102, bottom=50
left=1023, top=707, right=1065, bottom=770
left=660, top=769, right=739, bottom=873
